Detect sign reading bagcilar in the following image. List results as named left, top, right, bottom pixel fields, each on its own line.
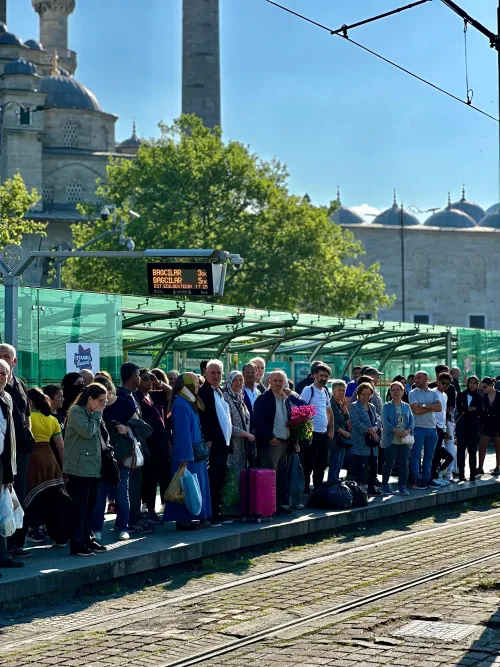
left=147, top=262, right=215, bottom=296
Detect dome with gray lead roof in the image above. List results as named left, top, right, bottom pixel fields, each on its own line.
left=4, top=59, right=37, bottom=75
left=373, top=192, right=420, bottom=226
left=330, top=189, right=364, bottom=225
left=477, top=211, right=500, bottom=229
left=40, top=72, right=101, bottom=111
left=0, top=30, right=24, bottom=46
left=24, top=39, right=43, bottom=51
left=450, top=186, right=485, bottom=224
left=424, top=196, right=476, bottom=228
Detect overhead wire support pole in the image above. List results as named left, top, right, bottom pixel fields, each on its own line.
left=266, top=0, right=499, bottom=123
left=437, top=0, right=500, bottom=209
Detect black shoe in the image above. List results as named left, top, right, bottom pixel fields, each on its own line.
left=278, top=504, right=292, bottom=514
left=10, top=546, right=32, bottom=558
left=88, top=540, right=107, bottom=553
left=146, top=511, right=163, bottom=525
left=368, top=488, right=383, bottom=497
left=177, top=521, right=201, bottom=531
left=129, top=523, right=154, bottom=535
left=70, top=545, right=94, bottom=557
left=0, top=557, right=25, bottom=568
left=26, top=529, right=46, bottom=544
left=477, top=468, right=485, bottom=475
left=459, top=476, right=466, bottom=482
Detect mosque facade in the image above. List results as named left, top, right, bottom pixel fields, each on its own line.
left=333, top=189, right=500, bottom=330
left=0, top=0, right=139, bottom=285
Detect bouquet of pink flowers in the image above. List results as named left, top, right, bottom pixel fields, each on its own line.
left=287, top=404, right=317, bottom=441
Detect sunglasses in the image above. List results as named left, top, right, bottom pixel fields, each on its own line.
left=440, top=381, right=451, bottom=386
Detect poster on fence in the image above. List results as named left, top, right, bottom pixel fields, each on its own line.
left=66, top=343, right=100, bottom=374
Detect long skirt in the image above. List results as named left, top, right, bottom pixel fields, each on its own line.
left=24, top=441, right=71, bottom=543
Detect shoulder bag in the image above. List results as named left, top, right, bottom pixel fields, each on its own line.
left=364, top=406, right=380, bottom=447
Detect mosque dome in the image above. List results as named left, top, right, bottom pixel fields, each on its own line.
left=40, top=72, right=101, bottom=111
left=118, top=121, right=142, bottom=150
left=330, top=189, right=364, bottom=225
left=373, top=192, right=420, bottom=226
left=424, top=196, right=476, bottom=228
left=484, top=203, right=500, bottom=218
left=24, top=39, right=43, bottom=51
left=0, top=30, right=24, bottom=46
left=477, top=211, right=500, bottom=229
left=4, top=59, right=37, bottom=75
left=450, top=186, right=485, bottom=224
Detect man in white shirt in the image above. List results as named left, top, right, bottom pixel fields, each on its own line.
left=431, top=372, right=454, bottom=486
left=409, top=370, right=442, bottom=489
left=300, top=363, right=334, bottom=491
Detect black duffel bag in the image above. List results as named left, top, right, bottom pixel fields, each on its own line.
left=307, top=481, right=353, bottom=510
left=343, top=480, right=369, bottom=507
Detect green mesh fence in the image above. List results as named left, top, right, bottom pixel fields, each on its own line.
left=457, top=328, right=500, bottom=380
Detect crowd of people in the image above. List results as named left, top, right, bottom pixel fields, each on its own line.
left=0, top=342, right=496, bottom=573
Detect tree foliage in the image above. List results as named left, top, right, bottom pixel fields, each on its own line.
left=0, top=173, right=45, bottom=247
left=64, top=115, right=393, bottom=317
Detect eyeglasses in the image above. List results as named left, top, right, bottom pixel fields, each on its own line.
left=440, top=381, right=451, bottom=386
left=481, top=384, right=490, bottom=390
left=96, top=397, right=108, bottom=405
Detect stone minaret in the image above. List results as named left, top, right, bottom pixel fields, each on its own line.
left=0, top=0, right=6, bottom=25
left=32, top=0, right=77, bottom=75
left=182, top=0, right=221, bottom=129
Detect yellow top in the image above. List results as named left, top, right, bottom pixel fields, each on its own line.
left=31, top=411, right=62, bottom=443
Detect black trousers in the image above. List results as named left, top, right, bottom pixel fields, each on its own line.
left=352, top=452, right=378, bottom=491
left=304, top=432, right=329, bottom=489
left=208, top=446, right=229, bottom=520
left=456, top=418, right=479, bottom=480
left=141, top=446, right=170, bottom=512
left=66, top=475, right=99, bottom=551
left=431, top=427, right=454, bottom=479
left=10, top=450, right=30, bottom=548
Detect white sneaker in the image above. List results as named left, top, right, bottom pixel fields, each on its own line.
left=118, top=531, right=130, bottom=541
left=221, top=519, right=233, bottom=525
left=93, top=532, right=102, bottom=541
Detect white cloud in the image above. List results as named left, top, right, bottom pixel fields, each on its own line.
left=350, top=204, right=381, bottom=221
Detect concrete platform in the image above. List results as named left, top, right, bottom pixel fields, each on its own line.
left=1, top=469, right=499, bottom=606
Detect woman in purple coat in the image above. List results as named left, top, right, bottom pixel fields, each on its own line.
left=163, top=373, right=212, bottom=530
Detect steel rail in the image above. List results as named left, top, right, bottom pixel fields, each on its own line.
left=2, top=508, right=500, bottom=654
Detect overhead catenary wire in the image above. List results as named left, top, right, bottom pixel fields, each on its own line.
left=266, top=0, right=499, bottom=124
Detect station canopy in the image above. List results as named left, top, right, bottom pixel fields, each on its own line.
left=121, top=294, right=458, bottom=370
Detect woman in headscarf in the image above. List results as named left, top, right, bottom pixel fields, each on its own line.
left=59, top=372, right=85, bottom=422
left=163, top=373, right=212, bottom=530
left=223, top=371, right=255, bottom=483
left=456, top=375, right=483, bottom=481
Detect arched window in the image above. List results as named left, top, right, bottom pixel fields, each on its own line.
left=468, top=256, right=486, bottom=290
left=66, top=183, right=83, bottom=205
left=413, top=253, right=430, bottom=289
left=42, top=184, right=54, bottom=211
left=64, top=119, right=78, bottom=148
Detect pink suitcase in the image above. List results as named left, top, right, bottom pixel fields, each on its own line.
left=240, top=468, right=276, bottom=522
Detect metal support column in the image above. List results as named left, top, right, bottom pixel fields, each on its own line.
left=4, top=276, right=20, bottom=353
left=445, top=329, right=453, bottom=367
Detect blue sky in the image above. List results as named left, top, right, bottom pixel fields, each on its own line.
left=8, top=0, right=499, bottom=216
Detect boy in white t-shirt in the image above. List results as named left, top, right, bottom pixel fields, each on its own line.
left=431, top=372, right=454, bottom=485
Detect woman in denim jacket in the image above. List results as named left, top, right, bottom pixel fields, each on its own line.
left=380, top=381, right=415, bottom=496
left=349, top=382, right=381, bottom=496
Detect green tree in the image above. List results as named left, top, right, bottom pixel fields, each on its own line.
left=64, top=115, right=393, bottom=317
left=0, top=173, right=45, bottom=247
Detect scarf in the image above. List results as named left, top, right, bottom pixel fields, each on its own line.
left=213, top=386, right=232, bottom=447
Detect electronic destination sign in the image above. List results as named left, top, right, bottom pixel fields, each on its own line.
left=147, top=263, right=215, bottom=296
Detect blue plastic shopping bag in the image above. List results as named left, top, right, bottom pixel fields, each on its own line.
left=180, top=469, right=202, bottom=516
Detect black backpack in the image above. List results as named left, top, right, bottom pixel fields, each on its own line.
left=343, top=480, right=369, bottom=507
left=308, top=481, right=353, bottom=510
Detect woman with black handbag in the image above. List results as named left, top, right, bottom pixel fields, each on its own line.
left=91, top=378, right=136, bottom=542
left=328, top=380, right=351, bottom=482
left=349, top=383, right=382, bottom=496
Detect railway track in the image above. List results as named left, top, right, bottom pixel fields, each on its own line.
left=160, top=549, right=500, bottom=667
left=2, top=508, right=500, bottom=657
